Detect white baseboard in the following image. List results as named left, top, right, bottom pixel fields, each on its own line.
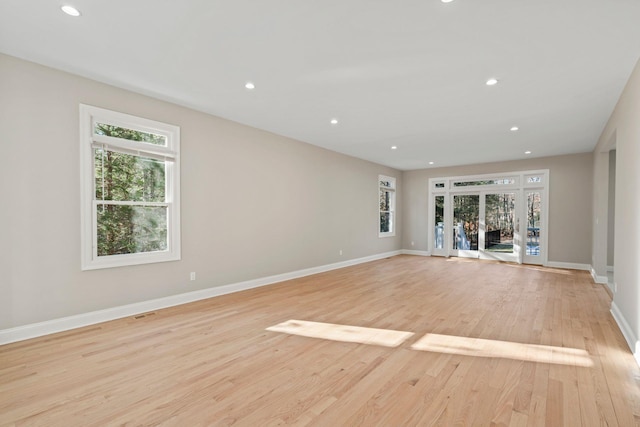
left=0, top=250, right=402, bottom=346
left=606, top=282, right=615, bottom=295
left=610, top=302, right=640, bottom=367
left=397, top=254, right=593, bottom=270
left=545, top=261, right=590, bottom=271
left=589, top=265, right=609, bottom=284
left=401, top=249, right=431, bottom=256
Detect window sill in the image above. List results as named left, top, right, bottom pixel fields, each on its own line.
left=81, top=251, right=181, bottom=271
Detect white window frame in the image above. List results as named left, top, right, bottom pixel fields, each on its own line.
left=379, top=175, right=396, bottom=237
left=80, top=104, right=181, bottom=270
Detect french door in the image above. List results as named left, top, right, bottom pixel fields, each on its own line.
left=450, top=192, right=519, bottom=263
left=430, top=171, right=548, bottom=265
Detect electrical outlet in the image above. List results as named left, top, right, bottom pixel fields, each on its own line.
left=190, top=272, right=196, bottom=281
left=411, top=241, right=415, bottom=246
left=339, top=249, right=343, bottom=256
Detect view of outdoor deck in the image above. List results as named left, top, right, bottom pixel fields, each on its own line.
left=434, top=224, right=540, bottom=256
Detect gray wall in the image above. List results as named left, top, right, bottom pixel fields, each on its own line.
left=0, top=54, right=401, bottom=330
left=0, top=50, right=621, bottom=336
left=401, top=153, right=594, bottom=265
left=593, top=57, right=640, bottom=352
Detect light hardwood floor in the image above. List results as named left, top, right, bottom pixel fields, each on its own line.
left=1, top=255, right=639, bottom=426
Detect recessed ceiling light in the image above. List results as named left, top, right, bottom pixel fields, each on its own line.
left=429, top=161, right=435, bottom=165
left=525, top=151, right=532, bottom=155
left=61, top=5, right=81, bottom=16
left=510, top=126, right=519, bottom=131
left=330, top=118, right=338, bottom=125
left=244, top=82, right=255, bottom=90
left=441, top=0, right=454, bottom=3
left=391, top=146, right=398, bottom=150
left=486, top=78, right=499, bottom=86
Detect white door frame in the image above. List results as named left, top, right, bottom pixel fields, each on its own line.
left=428, top=170, right=549, bottom=265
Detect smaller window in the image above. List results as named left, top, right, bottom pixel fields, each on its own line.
left=524, top=174, right=545, bottom=187
left=379, top=175, right=396, bottom=237
left=453, top=178, right=515, bottom=187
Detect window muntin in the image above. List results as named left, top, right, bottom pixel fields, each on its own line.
left=81, top=105, right=180, bottom=270
left=379, top=175, right=396, bottom=237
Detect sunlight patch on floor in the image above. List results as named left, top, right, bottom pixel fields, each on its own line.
left=266, top=320, right=414, bottom=348
left=267, top=320, right=593, bottom=367
left=411, top=333, right=593, bottom=367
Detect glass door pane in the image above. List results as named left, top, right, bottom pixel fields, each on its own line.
left=453, top=195, right=479, bottom=253
left=484, top=193, right=516, bottom=254
left=526, top=191, right=542, bottom=258
left=434, top=195, right=444, bottom=250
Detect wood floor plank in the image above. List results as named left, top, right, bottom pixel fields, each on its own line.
left=1, top=255, right=639, bottom=426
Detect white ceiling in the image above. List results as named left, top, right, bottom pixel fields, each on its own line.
left=2, top=1, right=639, bottom=170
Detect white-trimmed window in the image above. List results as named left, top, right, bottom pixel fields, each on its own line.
left=80, top=105, right=180, bottom=270
left=379, top=175, right=396, bottom=237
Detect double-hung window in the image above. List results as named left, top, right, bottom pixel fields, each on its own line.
left=80, top=105, right=180, bottom=270
left=379, top=175, right=396, bottom=237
